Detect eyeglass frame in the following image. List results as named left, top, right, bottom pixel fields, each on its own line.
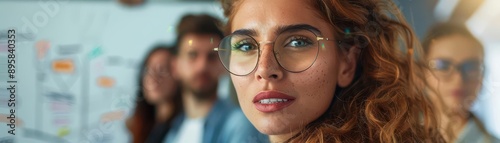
left=427, top=59, right=485, bottom=81
left=213, top=28, right=341, bottom=76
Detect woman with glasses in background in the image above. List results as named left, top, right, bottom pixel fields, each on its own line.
left=215, top=0, right=444, bottom=142
left=127, top=45, right=182, bottom=143
left=423, top=23, right=500, bottom=143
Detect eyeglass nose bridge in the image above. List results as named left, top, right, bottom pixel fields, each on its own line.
left=258, top=40, right=275, bottom=45
left=256, top=40, right=278, bottom=56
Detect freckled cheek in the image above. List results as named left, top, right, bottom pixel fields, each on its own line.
left=231, top=76, right=252, bottom=103
left=293, top=60, right=336, bottom=112
left=293, top=80, right=334, bottom=122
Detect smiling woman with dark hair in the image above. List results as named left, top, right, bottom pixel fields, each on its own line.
left=215, top=0, right=445, bottom=142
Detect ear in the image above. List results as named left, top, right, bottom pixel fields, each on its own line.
left=337, top=46, right=360, bottom=87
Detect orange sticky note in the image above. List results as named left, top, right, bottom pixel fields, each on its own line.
left=97, top=76, right=115, bottom=88
left=52, top=59, right=74, bottom=73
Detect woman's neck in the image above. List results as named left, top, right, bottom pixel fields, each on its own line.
left=269, top=130, right=300, bottom=143
left=155, top=102, right=175, bottom=123
left=438, top=109, right=469, bottom=142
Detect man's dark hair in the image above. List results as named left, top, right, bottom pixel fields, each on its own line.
left=172, top=14, right=224, bottom=55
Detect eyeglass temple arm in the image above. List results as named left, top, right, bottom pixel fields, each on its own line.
left=214, top=47, right=232, bottom=51
left=317, top=37, right=342, bottom=44
left=213, top=48, right=231, bottom=52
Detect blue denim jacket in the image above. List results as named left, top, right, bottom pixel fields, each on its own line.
left=163, top=99, right=269, bottom=143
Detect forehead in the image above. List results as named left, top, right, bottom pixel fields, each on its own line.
left=428, top=34, right=483, bottom=62
left=231, top=0, right=329, bottom=36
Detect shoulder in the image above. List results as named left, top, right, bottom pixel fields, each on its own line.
left=215, top=99, right=237, bottom=110
left=163, top=113, right=185, bottom=143
left=219, top=108, right=269, bottom=143
left=456, top=118, right=500, bottom=143
left=492, top=136, right=500, bottom=143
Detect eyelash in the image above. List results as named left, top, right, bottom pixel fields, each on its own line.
left=231, top=40, right=248, bottom=49
left=287, top=36, right=313, bottom=45
left=291, top=36, right=308, bottom=41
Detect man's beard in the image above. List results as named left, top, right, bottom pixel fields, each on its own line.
left=182, top=77, right=219, bottom=100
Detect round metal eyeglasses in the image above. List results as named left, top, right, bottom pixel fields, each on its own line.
left=214, top=28, right=338, bottom=76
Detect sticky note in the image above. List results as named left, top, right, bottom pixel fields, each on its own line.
left=97, top=76, right=115, bottom=88
left=52, top=59, right=74, bottom=73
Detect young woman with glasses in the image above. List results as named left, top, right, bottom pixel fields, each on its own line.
left=214, top=0, right=444, bottom=142
left=423, top=23, right=500, bottom=143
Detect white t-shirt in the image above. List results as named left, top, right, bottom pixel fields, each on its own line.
left=174, top=117, right=206, bottom=143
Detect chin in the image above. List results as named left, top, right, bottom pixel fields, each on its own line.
left=252, top=116, right=301, bottom=135
left=445, top=104, right=468, bottom=114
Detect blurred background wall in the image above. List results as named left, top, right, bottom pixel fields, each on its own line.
left=0, top=0, right=498, bottom=143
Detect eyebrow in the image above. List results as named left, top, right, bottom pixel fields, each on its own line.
left=231, top=24, right=322, bottom=37
left=275, top=24, right=322, bottom=35
left=232, top=29, right=257, bottom=37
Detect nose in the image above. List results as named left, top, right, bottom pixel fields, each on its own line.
left=449, top=68, right=465, bottom=85
left=254, top=43, right=283, bottom=81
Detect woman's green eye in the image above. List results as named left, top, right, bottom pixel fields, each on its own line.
left=232, top=40, right=255, bottom=52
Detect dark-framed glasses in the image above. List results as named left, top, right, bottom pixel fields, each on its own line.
left=428, top=59, right=484, bottom=81
left=214, top=28, right=336, bottom=76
